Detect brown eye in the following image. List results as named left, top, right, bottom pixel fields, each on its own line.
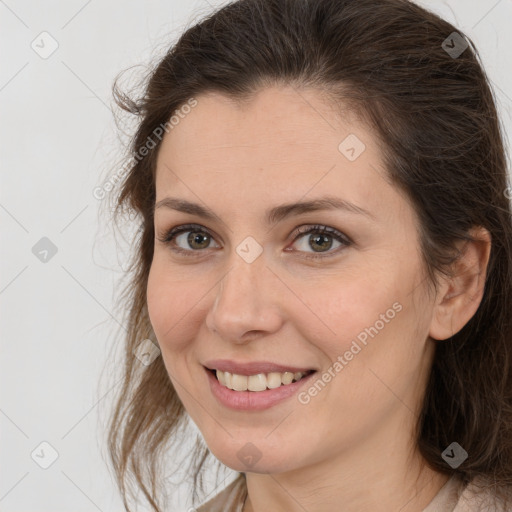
left=159, top=224, right=220, bottom=254
left=308, top=233, right=333, bottom=252
left=290, top=225, right=351, bottom=258
left=186, top=231, right=211, bottom=250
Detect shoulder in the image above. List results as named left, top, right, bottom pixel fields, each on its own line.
left=453, top=476, right=512, bottom=512
left=195, top=474, right=247, bottom=512
left=424, top=475, right=512, bottom=512
left=195, top=473, right=512, bottom=511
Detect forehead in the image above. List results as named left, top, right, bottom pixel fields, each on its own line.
left=153, top=86, right=406, bottom=225
left=157, top=87, right=379, bottom=177
left=159, top=86, right=366, bottom=154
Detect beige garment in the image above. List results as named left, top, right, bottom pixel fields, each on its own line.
left=196, top=473, right=511, bottom=511
left=423, top=474, right=511, bottom=512
left=196, top=474, right=247, bottom=512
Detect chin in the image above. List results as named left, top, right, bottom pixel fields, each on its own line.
left=206, top=441, right=299, bottom=475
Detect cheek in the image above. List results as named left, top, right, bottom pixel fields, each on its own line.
left=291, top=281, right=425, bottom=440
left=146, top=259, right=205, bottom=352
left=291, top=262, right=430, bottom=383
left=308, top=272, right=432, bottom=401
left=288, top=269, right=401, bottom=354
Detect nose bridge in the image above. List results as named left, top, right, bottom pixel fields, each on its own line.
left=207, top=247, right=283, bottom=340
left=216, top=251, right=266, bottom=316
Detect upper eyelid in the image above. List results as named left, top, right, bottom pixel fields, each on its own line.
left=159, top=223, right=351, bottom=248
left=159, top=223, right=219, bottom=243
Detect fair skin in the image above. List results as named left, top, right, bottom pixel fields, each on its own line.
left=146, top=86, right=491, bottom=512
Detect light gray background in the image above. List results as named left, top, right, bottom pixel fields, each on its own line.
left=1, top=1, right=511, bottom=511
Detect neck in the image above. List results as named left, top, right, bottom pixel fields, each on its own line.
left=244, top=466, right=448, bottom=512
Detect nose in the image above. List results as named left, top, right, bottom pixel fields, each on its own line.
left=205, top=251, right=284, bottom=344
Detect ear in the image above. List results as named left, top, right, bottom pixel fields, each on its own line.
left=429, top=226, right=491, bottom=341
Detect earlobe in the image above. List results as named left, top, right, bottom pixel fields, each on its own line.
left=429, top=226, right=491, bottom=341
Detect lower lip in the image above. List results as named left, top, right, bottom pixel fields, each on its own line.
left=205, top=367, right=317, bottom=411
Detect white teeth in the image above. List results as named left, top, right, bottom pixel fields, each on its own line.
left=213, top=369, right=310, bottom=391
left=266, top=372, right=282, bottom=389
left=216, top=370, right=226, bottom=386
left=248, top=373, right=267, bottom=392
left=282, top=372, right=294, bottom=385
left=232, top=373, right=247, bottom=391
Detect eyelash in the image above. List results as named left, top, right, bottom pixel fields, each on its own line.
left=157, top=223, right=352, bottom=260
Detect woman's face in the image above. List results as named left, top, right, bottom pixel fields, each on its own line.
left=147, top=86, right=438, bottom=474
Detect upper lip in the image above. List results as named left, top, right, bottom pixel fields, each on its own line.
left=203, top=359, right=316, bottom=376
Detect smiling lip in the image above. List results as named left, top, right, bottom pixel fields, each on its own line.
left=203, top=359, right=316, bottom=376
left=204, top=366, right=317, bottom=411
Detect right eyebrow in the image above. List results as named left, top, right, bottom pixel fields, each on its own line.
left=154, top=195, right=375, bottom=224
left=154, top=198, right=217, bottom=220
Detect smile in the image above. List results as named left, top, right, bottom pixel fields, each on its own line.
left=204, top=365, right=318, bottom=411
left=212, top=368, right=315, bottom=392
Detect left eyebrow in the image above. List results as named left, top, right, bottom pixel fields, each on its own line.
left=265, top=196, right=375, bottom=225
left=154, top=195, right=375, bottom=224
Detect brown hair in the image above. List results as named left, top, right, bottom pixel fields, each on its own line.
left=103, top=0, right=512, bottom=510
